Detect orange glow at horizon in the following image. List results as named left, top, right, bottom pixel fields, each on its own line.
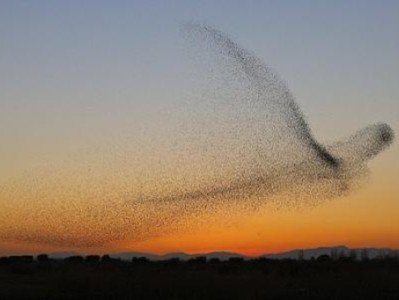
left=1, top=160, right=398, bottom=257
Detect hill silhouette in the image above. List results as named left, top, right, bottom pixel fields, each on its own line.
left=41, top=245, right=398, bottom=261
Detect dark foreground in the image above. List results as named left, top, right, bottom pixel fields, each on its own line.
left=1, top=255, right=399, bottom=299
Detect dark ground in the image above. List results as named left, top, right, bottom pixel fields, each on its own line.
left=1, top=255, right=398, bottom=299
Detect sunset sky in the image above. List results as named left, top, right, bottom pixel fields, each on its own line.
left=0, top=1, right=398, bottom=256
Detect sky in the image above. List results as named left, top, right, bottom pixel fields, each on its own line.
left=0, top=0, right=398, bottom=256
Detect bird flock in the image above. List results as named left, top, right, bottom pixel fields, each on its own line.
left=0, top=24, right=393, bottom=248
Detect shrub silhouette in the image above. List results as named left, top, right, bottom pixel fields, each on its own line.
left=64, top=256, right=84, bottom=264
left=188, top=256, right=207, bottom=264
left=163, top=257, right=180, bottom=266
left=101, top=254, right=111, bottom=262
left=316, top=254, right=331, bottom=262
left=8, top=255, right=34, bottom=264
left=86, top=255, right=100, bottom=263
left=209, top=258, right=220, bottom=264
left=132, top=257, right=150, bottom=264
left=37, top=254, right=49, bottom=263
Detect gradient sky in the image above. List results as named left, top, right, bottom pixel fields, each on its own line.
left=0, top=0, right=398, bottom=256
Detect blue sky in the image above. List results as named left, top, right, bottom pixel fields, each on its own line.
left=0, top=1, right=399, bottom=183
left=1, top=1, right=398, bottom=130
left=1, top=0, right=398, bottom=174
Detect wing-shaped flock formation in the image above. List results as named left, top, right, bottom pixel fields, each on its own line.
left=0, top=24, right=393, bottom=248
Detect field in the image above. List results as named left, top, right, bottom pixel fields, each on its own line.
left=1, top=255, right=398, bottom=299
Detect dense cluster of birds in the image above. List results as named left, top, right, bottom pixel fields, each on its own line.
left=0, top=24, right=393, bottom=248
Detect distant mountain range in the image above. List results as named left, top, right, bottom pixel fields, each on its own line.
left=47, top=246, right=399, bottom=261
left=263, top=245, right=398, bottom=260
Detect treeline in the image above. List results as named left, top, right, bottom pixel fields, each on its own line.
left=1, top=251, right=399, bottom=266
